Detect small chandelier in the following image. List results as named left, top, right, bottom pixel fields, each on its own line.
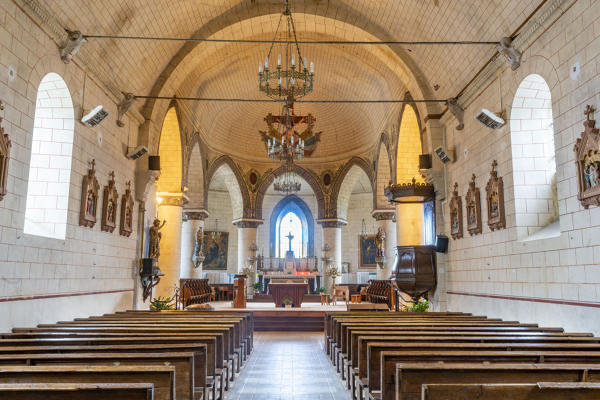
left=258, top=0, right=314, bottom=100
left=274, top=161, right=301, bottom=195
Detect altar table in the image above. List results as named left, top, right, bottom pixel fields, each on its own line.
left=268, top=282, right=309, bottom=308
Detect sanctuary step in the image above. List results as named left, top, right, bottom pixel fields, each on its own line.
left=252, top=310, right=324, bottom=331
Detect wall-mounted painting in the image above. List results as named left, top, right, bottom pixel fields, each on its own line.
left=359, top=234, right=377, bottom=270
left=202, top=231, right=229, bottom=270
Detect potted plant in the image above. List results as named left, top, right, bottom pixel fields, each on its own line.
left=252, top=282, right=262, bottom=294
left=149, top=296, right=173, bottom=311
left=282, top=296, right=293, bottom=308
left=411, top=297, right=430, bottom=312
left=318, top=287, right=327, bottom=294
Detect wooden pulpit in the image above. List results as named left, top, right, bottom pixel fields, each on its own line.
left=233, top=275, right=246, bottom=308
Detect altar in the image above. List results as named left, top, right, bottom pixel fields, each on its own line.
left=268, top=282, right=309, bottom=308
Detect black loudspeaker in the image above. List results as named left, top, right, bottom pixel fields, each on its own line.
left=148, top=156, right=161, bottom=171
left=141, top=258, right=155, bottom=275
left=435, top=235, right=449, bottom=253
left=419, top=154, right=432, bottom=170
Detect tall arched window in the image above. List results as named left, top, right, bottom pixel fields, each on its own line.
left=510, top=74, right=558, bottom=240
left=24, top=73, right=74, bottom=240
left=278, top=211, right=303, bottom=257
left=270, top=195, right=314, bottom=258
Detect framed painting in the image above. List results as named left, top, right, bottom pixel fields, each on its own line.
left=574, top=105, right=600, bottom=208
left=79, top=159, right=99, bottom=228
left=449, top=182, right=463, bottom=239
left=359, top=234, right=377, bottom=270
left=119, top=181, right=134, bottom=237
left=202, top=231, right=229, bottom=270
left=486, top=160, right=506, bottom=231
left=466, top=174, right=482, bottom=235
left=101, top=171, right=118, bottom=233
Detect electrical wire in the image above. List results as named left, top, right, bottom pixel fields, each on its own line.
left=134, top=95, right=446, bottom=103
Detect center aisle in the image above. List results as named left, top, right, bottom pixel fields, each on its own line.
left=226, top=332, right=351, bottom=400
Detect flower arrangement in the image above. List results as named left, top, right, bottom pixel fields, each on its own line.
left=149, top=296, right=173, bottom=311
left=282, top=296, right=293, bottom=307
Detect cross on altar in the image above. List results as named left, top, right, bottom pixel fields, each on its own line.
left=286, top=232, right=294, bottom=251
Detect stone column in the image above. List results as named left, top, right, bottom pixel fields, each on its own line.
left=155, top=192, right=184, bottom=299
left=233, top=219, right=263, bottom=296
left=180, top=209, right=210, bottom=279
left=371, top=209, right=397, bottom=279
left=317, top=218, right=346, bottom=292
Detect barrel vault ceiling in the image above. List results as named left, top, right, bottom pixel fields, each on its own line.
left=35, top=0, right=540, bottom=163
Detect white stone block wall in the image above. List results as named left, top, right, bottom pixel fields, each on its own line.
left=442, top=0, right=600, bottom=336
left=0, top=1, right=138, bottom=332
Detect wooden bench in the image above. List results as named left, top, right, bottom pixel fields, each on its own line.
left=0, top=382, right=155, bottom=400
left=421, top=382, right=600, bottom=400
left=380, top=351, right=600, bottom=400
left=0, top=365, right=175, bottom=400
left=0, top=352, right=196, bottom=400
left=392, top=363, right=600, bottom=400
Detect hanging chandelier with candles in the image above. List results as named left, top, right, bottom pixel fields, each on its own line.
left=258, top=0, right=314, bottom=100
left=273, top=160, right=301, bottom=195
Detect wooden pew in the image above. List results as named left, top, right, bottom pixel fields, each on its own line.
left=392, top=363, right=600, bottom=400
left=380, top=351, right=600, bottom=400
left=0, top=365, right=175, bottom=400
left=0, top=352, right=196, bottom=400
left=421, top=382, right=600, bottom=400
left=0, top=382, right=155, bottom=400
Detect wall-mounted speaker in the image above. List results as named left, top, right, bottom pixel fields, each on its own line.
left=148, top=156, right=161, bottom=171
left=419, top=154, right=432, bottom=170
left=435, top=235, right=449, bottom=253
left=141, top=258, right=155, bottom=275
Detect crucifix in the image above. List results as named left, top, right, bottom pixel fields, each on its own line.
left=286, top=232, right=294, bottom=252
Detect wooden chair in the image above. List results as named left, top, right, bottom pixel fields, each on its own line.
left=331, top=286, right=349, bottom=305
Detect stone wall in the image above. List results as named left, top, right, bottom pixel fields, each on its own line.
left=0, top=1, right=138, bottom=332
left=441, top=0, right=600, bottom=336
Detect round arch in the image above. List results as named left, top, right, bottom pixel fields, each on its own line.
left=269, top=195, right=315, bottom=258
left=205, top=155, right=249, bottom=220
left=331, top=157, right=375, bottom=219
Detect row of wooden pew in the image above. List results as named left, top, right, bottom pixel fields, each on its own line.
left=0, top=309, right=254, bottom=400
left=325, top=311, right=600, bottom=400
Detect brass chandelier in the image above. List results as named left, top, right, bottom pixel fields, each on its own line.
left=258, top=0, right=314, bottom=101
left=273, top=160, right=301, bottom=195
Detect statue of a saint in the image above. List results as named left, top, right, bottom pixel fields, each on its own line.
left=375, top=227, right=386, bottom=257
left=149, top=218, right=166, bottom=260
left=192, top=225, right=205, bottom=268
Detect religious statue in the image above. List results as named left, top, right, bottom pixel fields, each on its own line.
left=375, top=227, right=386, bottom=257
left=149, top=218, right=166, bottom=260
left=192, top=225, right=205, bottom=268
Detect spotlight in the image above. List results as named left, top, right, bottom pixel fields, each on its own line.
left=60, top=30, right=86, bottom=64
left=496, top=37, right=521, bottom=71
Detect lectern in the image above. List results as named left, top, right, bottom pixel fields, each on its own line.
left=233, top=274, right=246, bottom=308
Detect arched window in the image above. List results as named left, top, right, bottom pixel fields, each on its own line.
left=24, top=73, right=74, bottom=240
left=277, top=211, right=303, bottom=257
left=270, top=195, right=314, bottom=258
left=510, top=74, right=558, bottom=240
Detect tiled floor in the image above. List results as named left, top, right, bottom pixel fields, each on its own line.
left=226, top=332, right=351, bottom=400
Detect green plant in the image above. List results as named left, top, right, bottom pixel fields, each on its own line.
left=318, top=287, right=327, bottom=294
left=252, top=282, right=262, bottom=292
left=411, top=298, right=429, bottom=313
left=282, top=296, right=293, bottom=306
left=150, top=296, right=173, bottom=311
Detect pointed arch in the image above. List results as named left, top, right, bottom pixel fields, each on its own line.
left=157, top=106, right=184, bottom=193
left=395, top=97, right=424, bottom=185
left=331, top=157, right=375, bottom=220
left=183, top=133, right=206, bottom=209
left=255, top=163, right=325, bottom=220
left=269, top=195, right=315, bottom=258
left=205, top=155, right=249, bottom=220
left=374, top=133, right=393, bottom=209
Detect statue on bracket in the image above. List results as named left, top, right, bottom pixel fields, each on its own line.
left=449, top=182, right=463, bottom=239
left=485, top=160, right=506, bottom=231
left=0, top=101, right=10, bottom=202
left=574, top=105, right=600, bottom=208
left=149, top=218, right=166, bottom=260
left=79, top=159, right=100, bottom=228
left=119, top=181, right=134, bottom=237
left=101, top=171, right=118, bottom=233
left=466, top=174, right=482, bottom=235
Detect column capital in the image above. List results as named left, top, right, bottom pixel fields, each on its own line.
left=371, top=209, right=396, bottom=221
left=317, top=218, right=348, bottom=228
left=156, top=191, right=187, bottom=207
left=182, top=209, right=210, bottom=221
left=232, top=218, right=263, bottom=228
